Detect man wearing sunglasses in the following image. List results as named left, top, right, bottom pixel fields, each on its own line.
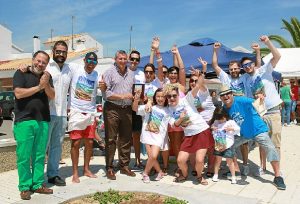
left=67, top=52, right=103, bottom=183
left=219, top=85, right=286, bottom=190
left=239, top=35, right=283, bottom=178
left=212, top=42, right=261, bottom=176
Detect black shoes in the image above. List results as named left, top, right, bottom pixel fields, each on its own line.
left=48, top=176, right=66, bottom=186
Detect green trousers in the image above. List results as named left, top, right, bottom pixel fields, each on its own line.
left=13, top=120, right=49, bottom=191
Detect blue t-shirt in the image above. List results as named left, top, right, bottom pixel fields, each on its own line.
left=223, top=96, right=268, bottom=139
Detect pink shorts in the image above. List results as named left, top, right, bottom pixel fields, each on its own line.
left=69, top=121, right=96, bottom=140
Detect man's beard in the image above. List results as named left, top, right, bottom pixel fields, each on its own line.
left=30, top=65, right=43, bottom=75
left=53, top=55, right=66, bottom=64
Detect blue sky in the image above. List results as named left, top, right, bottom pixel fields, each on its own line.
left=1, top=0, right=300, bottom=57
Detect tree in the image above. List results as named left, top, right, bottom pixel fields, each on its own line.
left=259, top=17, right=300, bottom=56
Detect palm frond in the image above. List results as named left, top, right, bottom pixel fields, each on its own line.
left=269, top=35, right=294, bottom=48
left=291, top=17, right=300, bottom=47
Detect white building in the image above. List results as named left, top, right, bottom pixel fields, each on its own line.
left=0, top=24, right=109, bottom=90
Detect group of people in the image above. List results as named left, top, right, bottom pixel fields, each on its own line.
left=13, top=35, right=288, bottom=200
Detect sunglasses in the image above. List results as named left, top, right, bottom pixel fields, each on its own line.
left=241, top=61, right=253, bottom=69
left=163, top=71, right=168, bottom=74
left=86, top=59, right=98, bottom=65
left=55, top=50, right=67, bottom=55
left=220, top=92, right=232, bottom=97
left=166, top=94, right=178, bottom=99
left=144, top=71, right=154, bottom=74
left=130, top=57, right=140, bottom=62
left=229, top=67, right=240, bottom=71
left=190, top=79, right=198, bottom=83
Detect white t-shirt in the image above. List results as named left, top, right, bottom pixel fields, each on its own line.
left=193, top=88, right=216, bottom=122
left=68, top=64, right=101, bottom=113
left=168, top=92, right=209, bottom=136
left=240, top=61, right=282, bottom=110
left=46, top=60, right=73, bottom=116
left=212, top=119, right=240, bottom=149
left=218, top=70, right=244, bottom=96
left=144, top=78, right=162, bottom=99
left=138, top=105, right=170, bottom=148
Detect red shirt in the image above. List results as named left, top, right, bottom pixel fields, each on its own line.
left=291, top=85, right=299, bottom=101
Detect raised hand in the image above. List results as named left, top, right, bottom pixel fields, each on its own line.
left=98, top=75, right=107, bottom=91
left=197, top=57, right=207, bottom=66
left=190, top=66, right=200, bottom=77
left=259, top=35, right=269, bottom=43
left=171, top=44, right=179, bottom=54
left=151, top=37, right=160, bottom=50
left=251, top=42, right=260, bottom=51
left=214, top=42, right=221, bottom=50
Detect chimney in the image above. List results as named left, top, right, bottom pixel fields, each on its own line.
left=33, top=36, right=40, bottom=53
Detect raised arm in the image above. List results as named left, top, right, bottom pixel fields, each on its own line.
left=212, top=42, right=223, bottom=76
left=190, top=69, right=206, bottom=97
left=197, top=57, right=207, bottom=75
left=251, top=42, right=261, bottom=68
left=171, top=45, right=186, bottom=86
left=260, top=35, right=281, bottom=68
left=150, top=37, right=160, bottom=64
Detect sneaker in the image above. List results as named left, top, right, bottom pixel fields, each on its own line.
left=231, top=176, right=237, bottom=184
left=155, top=172, right=164, bottom=181
left=142, top=173, right=150, bottom=183
left=286, top=124, right=292, bottom=127
left=242, top=165, right=249, bottom=176
left=223, top=171, right=241, bottom=179
left=293, top=119, right=297, bottom=124
left=273, top=176, right=286, bottom=190
left=254, top=167, right=266, bottom=177
left=212, top=174, right=219, bottom=182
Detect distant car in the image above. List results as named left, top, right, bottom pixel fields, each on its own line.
left=0, top=107, right=3, bottom=126
left=0, top=91, right=15, bottom=119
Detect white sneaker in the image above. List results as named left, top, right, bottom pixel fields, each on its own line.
left=231, top=176, right=237, bottom=184
left=242, top=165, right=249, bottom=176
left=254, top=167, right=266, bottom=177
left=142, top=173, right=150, bottom=183
left=212, top=174, right=219, bottom=182
left=294, top=119, right=297, bottom=124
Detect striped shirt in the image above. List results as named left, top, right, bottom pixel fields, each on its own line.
left=103, top=63, right=134, bottom=106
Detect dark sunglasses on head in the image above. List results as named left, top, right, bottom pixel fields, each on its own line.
left=130, top=57, right=140, bottom=62
left=166, top=94, right=178, bottom=99
left=190, top=79, right=198, bottom=83
left=144, top=71, right=154, bottom=74
left=55, top=50, right=67, bottom=55
left=241, top=61, right=253, bottom=69
left=87, top=59, right=98, bottom=65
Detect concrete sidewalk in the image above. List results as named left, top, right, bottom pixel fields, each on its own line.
left=0, top=125, right=300, bottom=204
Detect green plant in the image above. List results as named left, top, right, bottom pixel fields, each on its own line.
left=163, top=197, right=188, bottom=204
left=92, top=189, right=134, bottom=204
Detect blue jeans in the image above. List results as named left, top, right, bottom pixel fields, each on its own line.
left=233, top=132, right=279, bottom=162
left=281, top=101, right=291, bottom=125
left=291, top=100, right=297, bottom=112
left=46, top=115, right=67, bottom=178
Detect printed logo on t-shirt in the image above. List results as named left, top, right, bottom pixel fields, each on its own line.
left=231, top=112, right=244, bottom=126
left=146, top=109, right=164, bottom=133
left=230, top=81, right=244, bottom=96
left=75, top=76, right=95, bottom=101
left=250, top=76, right=265, bottom=95
left=172, top=107, right=191, bottom=127
left=214, top=130, right=227, bottom=151
left=194, top=96, right=204, bottom=112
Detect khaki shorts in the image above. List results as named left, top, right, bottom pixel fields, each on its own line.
left=263, top=112, right=282, bottom=148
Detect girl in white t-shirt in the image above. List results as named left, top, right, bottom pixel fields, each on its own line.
left=132, top=88, right=170, bottom=183
left=210, top=107, right=240, bottom=184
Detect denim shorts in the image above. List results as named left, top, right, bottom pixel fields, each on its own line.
left=233, top=132, right=279, bottom=162
left=214, top=147, right=235, bottom=158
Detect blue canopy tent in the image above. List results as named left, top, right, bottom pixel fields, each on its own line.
left=138, top=38, right=256, bottom=78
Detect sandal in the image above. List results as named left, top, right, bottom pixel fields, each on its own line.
left=197, top=176, right=208, bottom=185
left=191, top=170, right=197, bottom=177
left=173, top=175, right=187, bottom=183
left=205, top=172, right=214, bottom=178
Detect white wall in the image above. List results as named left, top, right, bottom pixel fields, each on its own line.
left=0, top=25, right=12, bottom=60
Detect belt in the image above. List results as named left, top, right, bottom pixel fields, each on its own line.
left=105, top=101, right=131, bottom=109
